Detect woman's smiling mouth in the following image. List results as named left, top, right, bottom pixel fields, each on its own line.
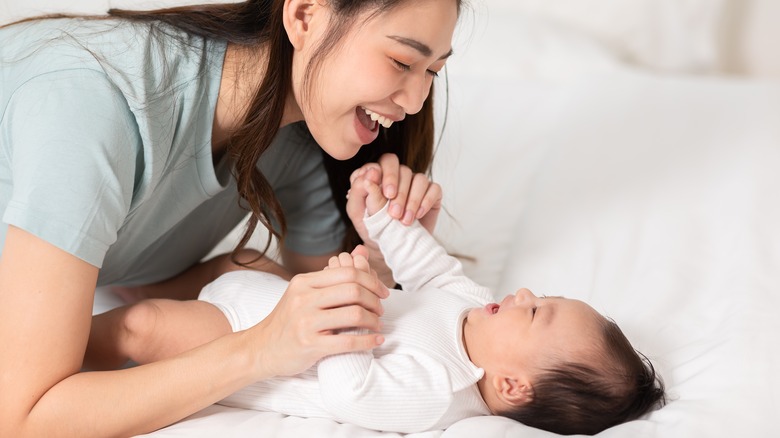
left=356, top=106, right=378, bottom=131
left=354, top=106, right=380, bottom=144
left=362, top=107, right=394, bottom=128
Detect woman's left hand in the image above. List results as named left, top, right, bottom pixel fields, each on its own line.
left=348, top=154, right=442, bottom=287
left=350, top=153, right=442, bottom=233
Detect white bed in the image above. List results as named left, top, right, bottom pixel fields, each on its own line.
left=4, top=0, right=779, bottom=436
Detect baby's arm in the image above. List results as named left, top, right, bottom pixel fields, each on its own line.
left=316, top=250, right=452, bottom=433
left=318, top=350, right=454, bottom=433
left=348, top=175, right=486, bottom=294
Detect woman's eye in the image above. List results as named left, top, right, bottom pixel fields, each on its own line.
left=393, top=59, right=411, bottom=71
left=392, top=58, right=440, bottom=78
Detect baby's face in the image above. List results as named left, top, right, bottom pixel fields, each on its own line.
left=464, top=288, right=605, bottom=377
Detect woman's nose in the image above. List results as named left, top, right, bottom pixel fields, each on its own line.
left=392, top=73, right=430, bottom=115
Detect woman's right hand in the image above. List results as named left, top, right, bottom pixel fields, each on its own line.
left=246, top=259, right=389, bottom=377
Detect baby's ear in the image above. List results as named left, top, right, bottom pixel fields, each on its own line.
left=493, top=375, right=534, bottom=407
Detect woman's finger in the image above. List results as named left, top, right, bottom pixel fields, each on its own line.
left=378, top=153, right=400, bottom=199
left=312, top=305, right=383, bottom=333
left=388, top=165, right=412, bottom=219
left=399, top=173, right=431, bottom=225
left=416, top=181, right=442, bottom=233
left=314, top=282, right=384, bottom=316
left=300, top=266, right=389, bottom=299
left=417, top=181, right=442, bottom=218
left=250, top=268, right=388, bottom=377
left=320, top=332, right=385, bottom=356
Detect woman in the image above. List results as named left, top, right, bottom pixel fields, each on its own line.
left=0, top=0, right=460, bottom=435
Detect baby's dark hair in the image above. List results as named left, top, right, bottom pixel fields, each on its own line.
left=499, top=318, right=666, bottom=435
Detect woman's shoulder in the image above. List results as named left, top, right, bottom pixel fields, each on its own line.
left=2, top=16, right=226, bottom=118
left=1, top=18, right=149, bottom=57
left=1, top=17, right=226, bottom=85
left=1, top=16, right=206, bottom=45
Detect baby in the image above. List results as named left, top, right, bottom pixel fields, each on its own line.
left=89, top=174, right=665, bottom=435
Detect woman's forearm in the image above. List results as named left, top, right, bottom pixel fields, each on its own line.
left=0, top=227, right=266, bottom=437
left=22, top=331, right=264, bottom=438
left=113, top=250, right=291, bottom=302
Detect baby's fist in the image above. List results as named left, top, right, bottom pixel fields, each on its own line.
left=348, top=167, right=388, bottom=219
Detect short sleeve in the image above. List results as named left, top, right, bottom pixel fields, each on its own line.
left=1, top=70, right=140, bottom=266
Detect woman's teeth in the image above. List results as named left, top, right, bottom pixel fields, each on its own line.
left=363, top=107, right=394, bottom=129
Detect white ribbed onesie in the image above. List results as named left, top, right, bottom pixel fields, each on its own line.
left=198, top=202, right=494, bottom=433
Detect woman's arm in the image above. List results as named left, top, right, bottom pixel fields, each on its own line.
left=111, top=249, right=293, bottom=302
left=0, top=226, right=387, bottom=437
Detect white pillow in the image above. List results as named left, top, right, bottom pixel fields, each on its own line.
left=482, top=0, right=727, bottom=74
left=450, top=8, right=625, bottom=84
left=433, top=8, right=629, bottom=291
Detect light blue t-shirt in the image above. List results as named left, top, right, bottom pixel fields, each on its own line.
left=0, top=18, right=344, bottom=286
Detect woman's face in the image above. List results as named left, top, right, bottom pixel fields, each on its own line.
left=288, top=0, right=458, bottom=160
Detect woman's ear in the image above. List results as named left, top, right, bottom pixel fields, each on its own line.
left=492, top=375, right=534, bottom=407
left=282, top=0, right=323, bottom=50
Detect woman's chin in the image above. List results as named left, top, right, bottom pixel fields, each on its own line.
left=322, top=142, right=363, bottom=161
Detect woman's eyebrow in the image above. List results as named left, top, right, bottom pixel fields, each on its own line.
left=387, top=35, right=454, bottom=60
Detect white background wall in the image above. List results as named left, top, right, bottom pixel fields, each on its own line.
left=2, top=0, right=778, bottom=77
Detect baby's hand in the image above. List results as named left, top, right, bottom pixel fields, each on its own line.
left=347, top=167, right=389, bottom=221
left=345, top=169, right=394, bottom=286
left=325, top=245, right=372, bottom=274
left=349, top=158, right=442, bottom=234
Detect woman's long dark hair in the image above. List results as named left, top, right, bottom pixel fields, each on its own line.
left=9, top=0, right=459, bottom=263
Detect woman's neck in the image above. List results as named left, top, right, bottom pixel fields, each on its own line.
left=212, top=43, right=265, bottom=159
left=212, top=42, right=304, bottom=161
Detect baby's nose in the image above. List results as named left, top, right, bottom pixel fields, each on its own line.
left=514, top=288, right=537, bottom=303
